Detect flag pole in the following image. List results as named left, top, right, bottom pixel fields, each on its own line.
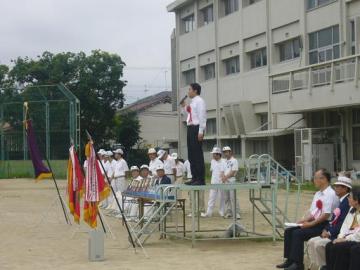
left=45, top=157, right=71, bottom=225
left=85, top=130, right=136, bottom=249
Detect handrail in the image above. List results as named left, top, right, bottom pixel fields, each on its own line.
left=269, top=53, right=360, bottom=78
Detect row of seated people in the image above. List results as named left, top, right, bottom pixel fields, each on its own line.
left=276, top=169, right=360, bottom=270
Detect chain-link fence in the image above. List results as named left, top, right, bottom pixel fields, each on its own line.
left=0, top=83, right=80, bottom=178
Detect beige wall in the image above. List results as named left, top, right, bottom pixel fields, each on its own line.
left=138, top=102, right=178, bottom=148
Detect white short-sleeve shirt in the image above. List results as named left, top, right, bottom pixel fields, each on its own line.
left=149, top=158, right=163, bottom=176
left=176, top=161, right=185, bottom=177
left=210, top=159, right=226, bottom=184
left=113, top=158, right=129, bottom=178
left=224, top=157, right=239, bottom=183
left=310, top=185, right=339, bottom=220
left=163, top=156, right=176, bottom=175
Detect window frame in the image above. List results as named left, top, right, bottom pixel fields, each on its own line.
left=182, top=14, right=195, bottom=34
left=278, top=38, right=301, bottom=62
left=202, top=63, right=216, bottom=81
left=249, top=48, right=267, bottom=69
left=307, top=0, right=337, bottom=11
left=308, top=25, right=340, bottom=65
left=201, top=4, right=214, bottom=26
left=182, top=69, right=196, bottom=86
left=223, top=0, right=239, bottom=16
left=223, top=56, right=240, bottom=76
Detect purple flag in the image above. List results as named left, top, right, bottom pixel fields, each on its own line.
left=25, top=119, right=52, bottom=180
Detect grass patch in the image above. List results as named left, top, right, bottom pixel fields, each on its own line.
left=0, top=160, right=68, bottom=179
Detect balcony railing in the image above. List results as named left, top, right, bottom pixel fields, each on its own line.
left=271, top=54, right=360, bottom=95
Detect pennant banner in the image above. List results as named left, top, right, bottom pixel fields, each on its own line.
left=83, top=142, right=110, bottom=228
left=67, top=145, right=84, bottom=224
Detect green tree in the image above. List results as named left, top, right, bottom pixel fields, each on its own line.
left=113, top=111, right=141, bottom=152
left=7, top=50, right=126, bottom=144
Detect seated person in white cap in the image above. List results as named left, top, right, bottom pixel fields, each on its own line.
left=148, top=148, right=162, bottom=177
left=154, top=164, right=171, bottom=185
left=139, top=165, right=152, bottom=191
left=157, top=149, right=176, bottom=184
left=112, top=148, right=129, bottom=193
left=222, top=146, right=241, bottom=219
left=307, top=175, right=352, bottom=269
left=201, top=147, right=226, bottom=218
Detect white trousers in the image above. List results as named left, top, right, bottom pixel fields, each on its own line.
left=206, top=189, right=225, bottom=216
left=307, top=236, right=331, bottom=267
left=223, top=189, right=240, bottom=216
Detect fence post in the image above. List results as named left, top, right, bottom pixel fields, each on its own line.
left=45, top=102, right=50, bottom=160
left=0, top=105, right=4, bottom=161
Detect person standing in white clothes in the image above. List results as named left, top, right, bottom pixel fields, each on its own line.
left=222, top=146, right=241, bottom=219
left=157, top=149, right=176, bottom=184
left=201, top=147, right=226, bottom=218
left=148, top=148, right=162, bottom=177
left=113, top=148, right=129, bottom=193
left=183, top=159, right=192, bottom=181
left=172, top=153, right=185, bottom=184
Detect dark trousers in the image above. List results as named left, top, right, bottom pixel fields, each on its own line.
left=187, top=125, right=205, bottom=184
left=325, top=241, right=360, bottom=270
left=283, top=223, right=327, bottom=264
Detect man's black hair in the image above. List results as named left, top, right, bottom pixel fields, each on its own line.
left=190, top=83, right=201, bottom=95
left=318, top=168, right=331, bottom=183
left=351, top=185, right=360, bottom=204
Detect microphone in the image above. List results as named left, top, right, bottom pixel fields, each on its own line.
left=179, top=95, right=187, bottom=105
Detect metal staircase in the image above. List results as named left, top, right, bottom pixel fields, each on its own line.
left=130, top=186, right=178, bottom=245
left=246, top=154, right=301, bottom=237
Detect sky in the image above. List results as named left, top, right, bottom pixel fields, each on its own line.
left=0, top=0, right=175, bottom=104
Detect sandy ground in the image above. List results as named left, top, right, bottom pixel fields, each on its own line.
left=0, top=179, right=314, bottom=270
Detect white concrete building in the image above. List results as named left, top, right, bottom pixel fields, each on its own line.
left=167, top=0, right=360, bottom=180
left=120, top=91, right=178, bottom=150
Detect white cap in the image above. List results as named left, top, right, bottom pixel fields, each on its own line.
left=148, top=148, right=157, bottom=154
left=97, top=149, right=105, bottom=155
left=105, top=151, right=113, bottom=157
left=157, top=149, right=166, bottom=159
left=334, top=176, right=352, bottom=189
left=211, top=147, right=222, bottom=154
left=130, top=166, right=139, bottom=171
left=113, top=148, right=124, bottom=155
left=171, top=153, right=178, bottom=159
left=140, top=164, right=149, bottom=170
left=156, top=164, right=164, bottom=171
left=222, top=146, right=232, bottom=152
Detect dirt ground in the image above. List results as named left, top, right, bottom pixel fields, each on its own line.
left=0, top=179, right=314, bottom=270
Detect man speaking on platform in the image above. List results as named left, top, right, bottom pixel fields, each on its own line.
left=180, top=83, right=207, bottom=186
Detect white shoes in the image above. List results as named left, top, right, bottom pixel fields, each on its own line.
left=200, top=212, right=212, bottom=218
left=236, top=213, right=241, bottom=220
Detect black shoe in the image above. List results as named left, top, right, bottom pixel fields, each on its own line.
left=185, top=180, right=195, bottom=185
left=190, top=180, right=205, bottom=186
left=276, top=260, right=292, bottom=269
left=284, top=263, right=304, bottom=270
left=320, top=266, right=327, bottom=270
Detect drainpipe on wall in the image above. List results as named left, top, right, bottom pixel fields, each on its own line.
left=214, top=0, right=221, bottom=148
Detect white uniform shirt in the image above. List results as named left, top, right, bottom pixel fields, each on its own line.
left=183, top=160, right=192, bottom=179
left=338, top=207, right=360, bottom=240
left=224, top=157, right=239, bottom=183
left=182, top=95, right=207, bottom=134
left=309, top=185, right=339, bottom=220
left=149, top=158, right=163, bottom=176
left=113, top=158, right=129, bottom=178
left=210, top=159, right=226, bottom=184
left=163, top=155, right=176, bottom=175
left=103, top=160, right=113, bottom=177
left=175, top=161, right=185, bottom=177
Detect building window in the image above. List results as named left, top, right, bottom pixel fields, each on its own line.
left=307, top=0, right=335, bottom=10
left=223, top=0, right=239, bottom=16
left=206, top=118, right=217, bottom=135
left=279, top=38, right=301, bottom=62
left=224, top=56, right=240, bottom=75
left=249, top=48, right=267, bottom=69
left=202, top=63, right=216, bottom=81
left=183, top=69, right=195, bottom=86
left=199, top=5, right=214, bottom=26
left=222, top=139, right=241, bottom=155
left=182, top=14, right=195, bottom=34
left=353, top=109, right=360, bottom=160
left=309, top=25, right=340, bottom=64
left=350, top=20, right=356, bottom=55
